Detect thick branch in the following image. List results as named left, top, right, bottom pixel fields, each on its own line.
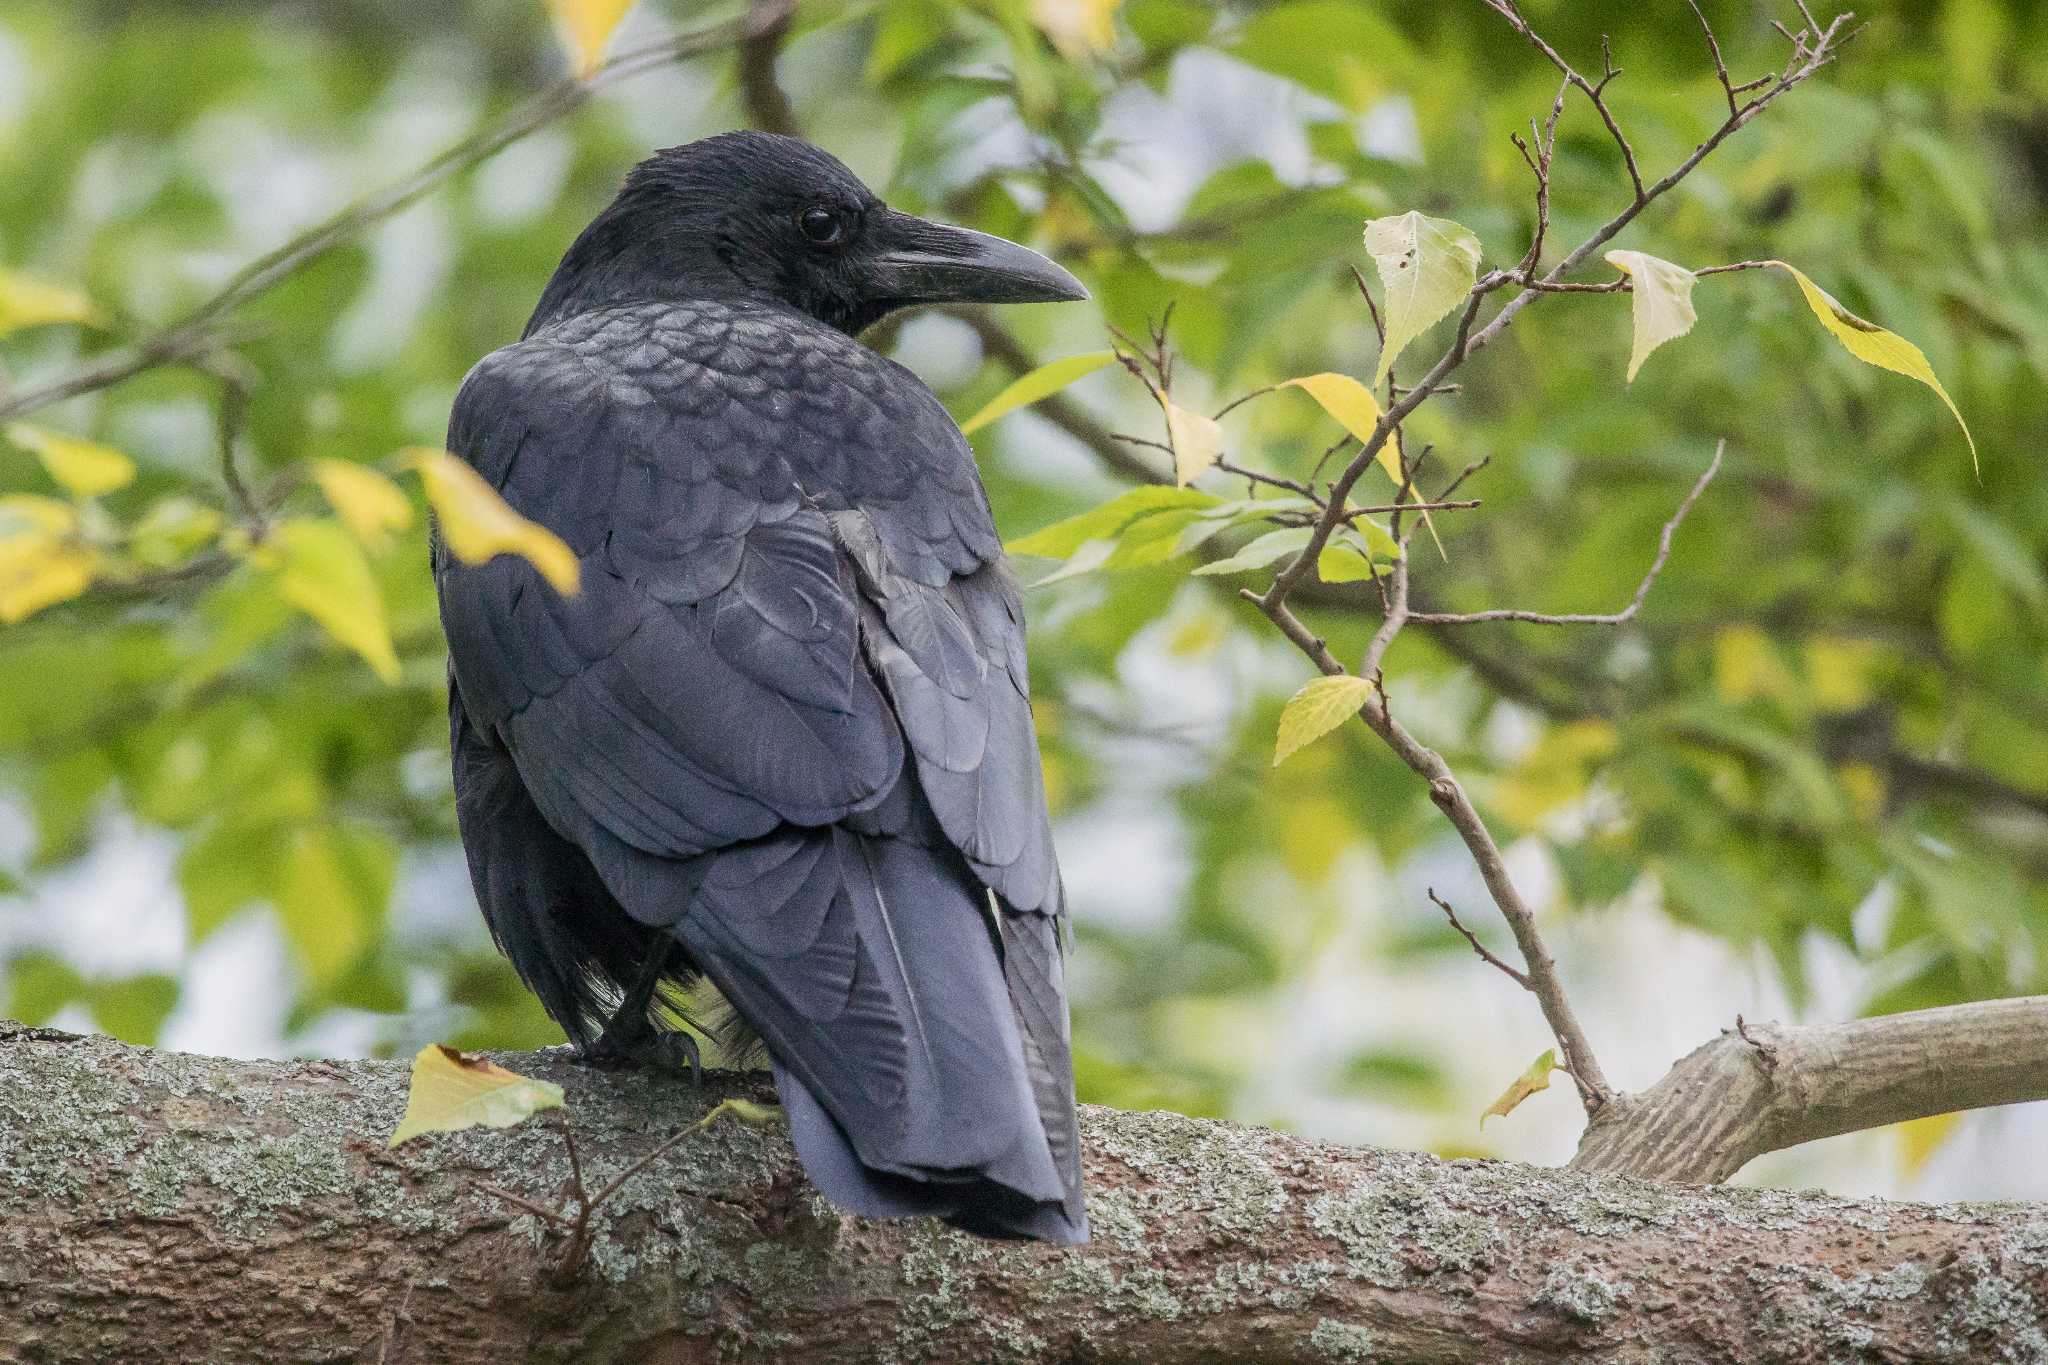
left=1571, top=995, right=2048, bottom=1184
left=4, top=1022, right=2046, bottom=1364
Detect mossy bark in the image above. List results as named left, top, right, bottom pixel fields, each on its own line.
left=2, top=1021, right=2044, bottom=1364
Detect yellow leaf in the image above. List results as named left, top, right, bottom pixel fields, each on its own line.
left=0, top=517, right=94, bottom=625
left=1894, top=1111, right=1961, bottom=1181
left=1282, top=373, right=1394, bottom=482
left=1274, top=674, right=1373, bottom=766
left=0, top=269, right=99, bottom=337
left=1481, top=1048, right=1557, bottom=1125
left=1712, top=624, right=1796, bottom=705
left=407, top=448, right=580, bottom=595
left=1031, top=0, right=1121, bottom=57
left=389, top=1044, right=566, bottom=1147
left=1363, top=211, right=1482, bottom=386
left=5, top=423, right=136, bottom=498
left=312, top=459, right=414, bottom=552
left=1605, top=250, right=1698, bottom=382
left=1772, top=261, right=1976, bottom=471
left=263, top=518, right=402, bottom=683
left=547, top=0, right=634, bottom=78
left=960, top=350, right=1115, bottom=434
left=1166, top=401, right=1225, bottom=486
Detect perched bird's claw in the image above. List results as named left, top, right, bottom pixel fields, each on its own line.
left=580, top=1023, right=703, bottom=1089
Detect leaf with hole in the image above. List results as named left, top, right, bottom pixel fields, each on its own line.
left=1605, top=250, right=1697, bottom=382
left=1363, top=211, right=1482, bottom=386
left=388, top=1044, right=566, bottom=1147
left=960, top=350, right=1115, bottom=433
left=1273, top=673, right=1373, bottom=765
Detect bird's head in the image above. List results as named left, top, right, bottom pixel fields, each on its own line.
left=526, top=131, right=1086, bottom=337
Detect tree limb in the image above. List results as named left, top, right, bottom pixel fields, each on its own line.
left=5, top=1021, right=2047, bottom=1364
left=1571, top=995, right=2048, bottom=1184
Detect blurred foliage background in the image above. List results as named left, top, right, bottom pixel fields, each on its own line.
left=2, top=0, right=2044, bottom=1198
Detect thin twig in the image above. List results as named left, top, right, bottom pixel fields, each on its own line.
left=1410, top=441, right=1724, bottom=626
left=1429, top=888, right=1533, bottom=989
left=736, top=0, right=801, bottom=136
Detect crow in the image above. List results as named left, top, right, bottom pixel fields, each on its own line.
left=435, top=132, right=1090, bottom=1244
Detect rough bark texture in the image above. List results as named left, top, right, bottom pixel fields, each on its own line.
left=1572, top=998, right=2048, bottom=1184
left=3, top=1021, right=2046, bottom=1365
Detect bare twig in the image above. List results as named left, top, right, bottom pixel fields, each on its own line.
left=1429, top=887, right=1532, bottom=989
left=1409, top=441, right=1723, bottom=626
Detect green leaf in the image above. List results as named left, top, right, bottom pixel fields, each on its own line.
left=408, top=448, right=580, bottom=595
left=1481, top=1048, right=1557, bottom=1124
left=1006, top=486, right=1221, bottom=558
left=960, top=350, right=1116, bottom=434
left=1606, top=250, right=1698, bottom=382
left=1273, top=673, right=1373, bottom=765
left=275, top=823, right=395, bottom=986
left=388, top=1044, right=565, bottom=1147
left=5, top=423, right=136, bottom=498
left=1363, top=211, right=1482, bottom=386
left=1772, top=261, right=1975, bottom=470
left=256, top=518, right=402, bottom=683
left=1191, top=526, right=1311, bottom=576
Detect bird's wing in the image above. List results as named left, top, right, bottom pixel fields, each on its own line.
left=438, top=334, right=908, bottom=873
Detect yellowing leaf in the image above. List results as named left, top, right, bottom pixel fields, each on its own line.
left=408, top=448, right=580, bottom=595
left=1481, top=1048, right=1557, bottom=1125
left=1282, top=373, right=1394, bottom=482
left=1031, top=0, right=1121, bottom=57
left=0, top=502, right=94, bottom=625
left=1274, top=674, right=1373, bottom=766
left=1363, top=211, right=1482, bottom=386
left=1606, top=250, right=1698, bottom=382
left=1894, top=1111, right=1961, bottom=1181
left=5, top=423, right=136, bottom=498
left=1167, top=401, right=1225, bottom=486
left=388, top=1044, right=565, bottom=1147
left=547, top=0, right=634, bottom=78
left=276, top=824, right=391, bottom=985
left=960, top=350, right=1115, bottom=434
left=0, top=269, right=100, bottom=337
left=1772, top=261, right=1976, bottom=470
left=313, top=459, right=413, bottom=552
left=263, top=518, right=402, bottom=683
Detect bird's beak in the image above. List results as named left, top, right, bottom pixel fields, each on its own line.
left=865, top=211, right=1088, bottom=306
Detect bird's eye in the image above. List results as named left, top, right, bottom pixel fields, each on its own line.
left=798, top=207, right=844, bottom=246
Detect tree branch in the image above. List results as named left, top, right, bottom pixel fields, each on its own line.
left=1571, top=996, right=2048, bottom=1183
left=737, top=0, right=801, bottom=137
left=5, top=1021, right=2047, bottom=1364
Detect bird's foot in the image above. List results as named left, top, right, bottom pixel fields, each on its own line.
left=580, top=1022, right=703, bottom=1087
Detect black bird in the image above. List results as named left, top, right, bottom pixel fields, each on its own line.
left=436, top=132, right=1089, bottom=1243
